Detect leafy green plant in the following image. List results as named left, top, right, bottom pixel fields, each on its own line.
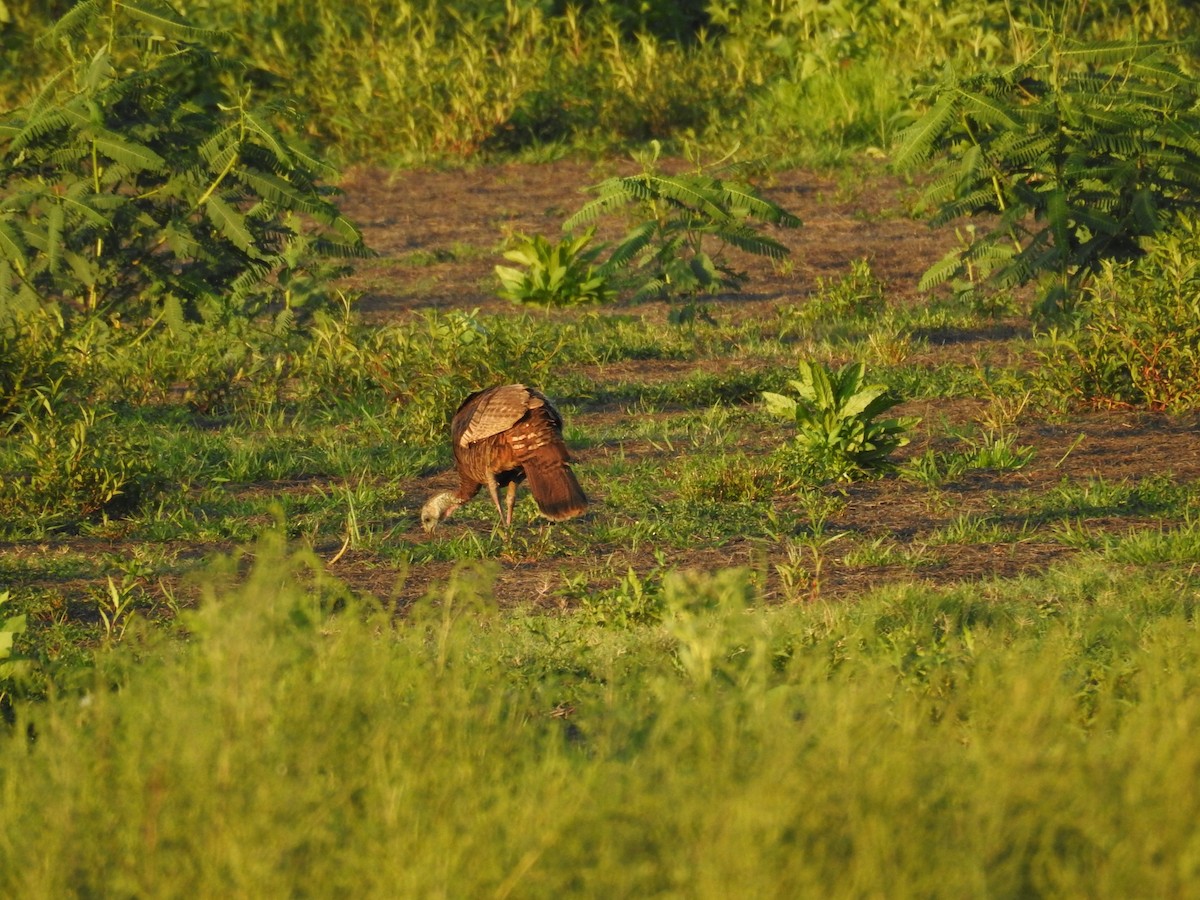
left=0, top=0, right=369, bottom=328
left=94, top=576, right=139, bottom=643
left=494, top=228, right=615, bottom=307
left=0, top=589, right=34, bottom=718
left=1034, top=215, right=1200, bottom=412
left=895, top=33, right=1200, bottom=315
left=806, top=257, right=888, bottom=321
left=0, top=590, right=28, bottom=703
left=777, top=258, right=893, bottom=343
left=564, top=145, right=801, bottom=301
left=772, top=530, right=847, bottom=603
left=763, top=360, right=920, bottom=482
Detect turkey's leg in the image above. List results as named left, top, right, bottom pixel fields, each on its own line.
left=485, top=474, right=505, bottom=523
left=504, top=481, right=518, bottom=525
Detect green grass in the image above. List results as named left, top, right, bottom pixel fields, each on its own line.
left=1, top=291, right=1195, bottom=651
left=926, top=513, right=1034, bottom=547
left=3, top=543, right=1200, bottom=896
left=841, top=535, right=938, bottom=569
left=905, top=429, right=1037, bottom=487
left=1, top=265, right=1199, bottom=898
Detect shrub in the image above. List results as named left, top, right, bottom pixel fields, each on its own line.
left=895, top=34, right=1200, bottom=316
left=0, top=306, right=72, bottom=426
left=0, top=403, right=152, bottom=536
left=0, top=0, right=369, bottom=329
left=1035, top=216, right=1200, bottom=412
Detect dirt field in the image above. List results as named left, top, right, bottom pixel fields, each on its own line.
left=330, top=158, right=1200, bottom=604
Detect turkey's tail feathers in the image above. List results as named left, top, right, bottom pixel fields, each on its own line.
left=523, top=458, right=588, bottom=521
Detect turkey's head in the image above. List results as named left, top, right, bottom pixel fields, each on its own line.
left=420, top=492, right=461, bottom=533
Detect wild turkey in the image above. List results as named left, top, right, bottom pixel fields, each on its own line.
left=420, top=383, right=588, bottom=532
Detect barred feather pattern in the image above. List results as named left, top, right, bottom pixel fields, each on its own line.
left=421, top=384, right=588, bottom=532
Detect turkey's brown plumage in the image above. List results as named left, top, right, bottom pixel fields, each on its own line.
left=421, top=384, right=588, bottom=531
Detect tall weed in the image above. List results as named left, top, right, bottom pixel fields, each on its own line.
left=896, top=27, right=1200, bottom=315
left=0, top=403, right=152, bottom=536
left=0, top=306, right=71, bottom=426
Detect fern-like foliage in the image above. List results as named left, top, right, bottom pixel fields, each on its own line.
left=895, top=34, right=1200, bottom=316
left=0, top=0, right=370, bottom=328
left=564, top=145, right=801, bottom=301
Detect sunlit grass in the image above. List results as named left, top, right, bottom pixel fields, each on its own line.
left=3, top=284, right=1198, bottom=679
left=925, top=513, right=1036, bottom=547
left=4, top=545, right=1200, bottom=896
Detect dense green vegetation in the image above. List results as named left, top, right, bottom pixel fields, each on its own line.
left=896, top=28, right=1200, bottom=315
left=5, top=542, right=1200, bottom=896
left=2, top=0, right=1195, bottom=166
left=3, top=0, right=1200, bottom=895
left=0, top=1, right=369, bottom=327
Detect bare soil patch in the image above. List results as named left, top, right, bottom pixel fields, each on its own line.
left=337, top=160, right=948, bottom=318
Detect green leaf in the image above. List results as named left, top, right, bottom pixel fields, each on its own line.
left=804, top=361, right=835, bottom=411
left=762, top=392, right=798, bottom=420
left=718, top=183, right=802, bottom=227
left=494, top=264, right=526, bottom=291
left=642, top=173, right=729, bottom=222
left=602, top=220, right=657, bottom=273
left=957, top=89, right=1021, bottom=129
left=89, top=130, right=166, bottom=172
left=84, top=47, right=114, bottom=92
left=0, top=603, right=25, bottom=661
left=46, top=0, right=102, bottom=44
left=562, top=193, right=624, bottom=231
left=8, top=106, right=76, bottom=153
left=116, top=0, right=223, bottom=42
left=199, top=124, right=240, bottom=173
left=205, top=195, right=260, bottom=257
left=893, top=91, right=960, bottom=169
left=840, top=384, right=888, bottom=421
left=719, top=223, right=790, bottom=260
left=45, top=199, right=64, bottom=275
left=237, top=166, right=331, bottom=219
left=0, top=218, right=29, bottom=271
left=241, top=108, right=296, bottom=167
